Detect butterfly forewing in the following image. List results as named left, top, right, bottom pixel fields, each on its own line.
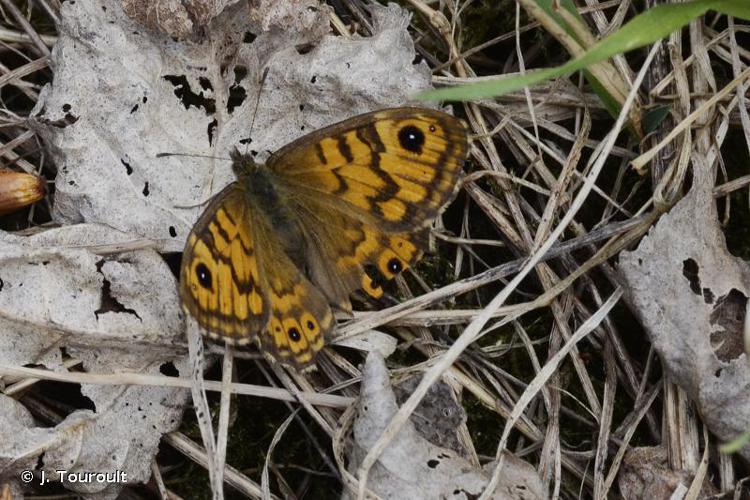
left=268, top=107, right=469, bottom=233
left=179, top=184, right=268, bottom=344
left=180, top=181, right=331, bottom=369
left=268, top=107, right=469, bottom=307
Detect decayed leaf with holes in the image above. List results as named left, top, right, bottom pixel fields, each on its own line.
left=30, top=0, right=434, bottom=253
left=342, top=353, right=545, bottom=500
left=121, top=0, right=231, bottom=39
left=0, top=224, right=188, bottom=497
left=121, top=0, right=329, bottom=40
left=618, top=446, right=717, bottom=499
left=10, top=1, right=443, bottom=495
left=393, top=374, right=471, bottom=459
left=620, top=168, right=750, bottom=460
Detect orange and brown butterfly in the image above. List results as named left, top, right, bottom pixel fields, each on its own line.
left=178, top=107, right=470, bottom=369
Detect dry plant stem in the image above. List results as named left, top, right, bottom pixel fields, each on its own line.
left=328, top=10, right=351, bottom=37
left=655, top=39, right=692, bottom=206
left=649, top=27, right=728, bottom=96
left=478, top=43, right=662, bottom=500
left=657, top=19, right=719, bottom=480
left=0, top=364, right=353, bottom=407
left=718, top=450, right=734, bottom=493
left=256, top=363, right=342, bottom=481
left=600, top=383, right=661, bottom=496
left=0, top=0, right=50, bottom=57
left=395, top=271, right=441, bottom=360
left=337, top=212, right=650, bottom=340
left=579, top=0, right=634, bottom=82
left=332, top=404, right=382, bottom=500
left=585, top=0, right=629, bottom=37
left=2, top=357, right=81, bottom=396
left=476, top=18, right=602, bottom=427
left=150, top=461, right=171, bottom=500
left=214, top=349, right=235, bottom=498
left=272, top=365, right=335, bottom=436
left=538, top=321, right=563, bottom=493
left=539, top=266, right=601, bottom=411
left=434, top=0, right=625, bottom=73
left=319, top=348, right=361, bottom=389
left=187, top=329, right=222, bottom=500
left=355, top=38, right=654, bottom=492
left=581, top=279, right=660, bottom=438
left=515, top=2, right=545, bottom=227
left=663, top=351, right=701, bottom=475
left=0, top=61, right=39, bottom=101
left=517, top=0, right=634, bottom=127
left=456, top=69, right=535, bottom=255
left=644, top=0, right=676, bottom=187
left=396, top=327, right=544, bottom=441
left=632, top=64, right=750, bottom=173
left=262, top=411, right=298, bottom=500
left=0, top=56, right=49, bottom=93
left=714, top=175, right=750, bottom=197
left=402, top=0, right=453, bottom=48
left=486, top=134, right=607, bottom=427
left=728, top=18, right=750, bottom=153
left=0, top=140, right=38, bottom=177
left=592, top=329, right=617, bottom=499
left=30, top=0, right=60, bottom=25
left=257, top=362, right=343, bottom=483
left=287, top=368, right=342, bottom=434
left=0, top=130, right=35, bottom=172
left=511, top=123, right=633, bottom=216
left=684, top=425, right=711, bottom=500
left=164, top=432, right=278, bottom=499
left=534, top=104, right=591, bottom=247
left=559, top=226, right=660, bottom=438
left=348, top=231, right=650, bottom=475
left=0, top=26, right=56, bottom=46
left=485, top=289, right=624, bottom=500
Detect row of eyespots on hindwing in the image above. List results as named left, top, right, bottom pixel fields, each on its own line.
left=359, top=232, right=426, bottom=299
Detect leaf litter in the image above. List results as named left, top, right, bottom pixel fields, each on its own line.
left=0, top=0, right=748, bottom=498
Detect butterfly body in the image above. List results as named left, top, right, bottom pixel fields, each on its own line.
left=179, top=107, right=469, bottom=369
left=233, top=153, right=306, bottom=264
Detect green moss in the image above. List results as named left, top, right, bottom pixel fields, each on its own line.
left=721, top=129, right=750, bottom=260
left=463, top=392, right=505, bottom=456
left=459, top=0, right=517, bottom=51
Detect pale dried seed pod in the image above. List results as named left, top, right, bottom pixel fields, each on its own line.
left=0, top=170, right=46, bottom=215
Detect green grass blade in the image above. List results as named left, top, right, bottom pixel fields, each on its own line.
left=418, top=0, right=748, bottom=102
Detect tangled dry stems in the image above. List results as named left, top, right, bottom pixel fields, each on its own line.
left=0, top=0, right=749, bottom=498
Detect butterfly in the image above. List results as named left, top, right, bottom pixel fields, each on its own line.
left=179, top=107, right=469, bottom=369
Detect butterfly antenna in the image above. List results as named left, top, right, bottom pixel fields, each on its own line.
left=244, top=66, right=270, bottom=155
left=156, top=152, right=231, bottom=160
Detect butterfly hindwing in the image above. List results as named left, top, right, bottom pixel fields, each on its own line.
left=292, top=196, right=430, bottom=308
left=248, top=203, right=332, bottom=369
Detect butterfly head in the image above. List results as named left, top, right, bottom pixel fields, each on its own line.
left=230, top=148, right=260, bottom=178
